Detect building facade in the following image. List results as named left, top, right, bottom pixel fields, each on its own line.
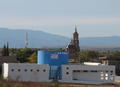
left=3, top=63, right=115, bottom=84
left=3, top=63, right=50, bottom=82
left=60, top=64, right=115, bottom=84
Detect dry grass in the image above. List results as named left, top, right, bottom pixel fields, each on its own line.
left=0, top=79, right=119, bottom=87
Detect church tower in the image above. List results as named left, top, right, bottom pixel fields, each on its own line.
left=66, top=26, right=80, bottom=63
left=73, top=26, right=80, bottom=52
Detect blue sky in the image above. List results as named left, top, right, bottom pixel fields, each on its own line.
left=0, top=0, right=120, bottom=37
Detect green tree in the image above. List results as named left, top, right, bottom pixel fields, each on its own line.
left=6, top=42, right=9, bottom=56
left=9, top=48, right=17, bottom=56
left=16, top=48, right=34, bottom=63
left=87, top=51, right=99, bottom=58
left=111, top=52, right=120, bottom=58
left=1, top=43, right=9, bottom=56
left=79, top=51, right=89, bottom=63
left=28, top=52, right=37, bottom=63
left=1, top=44, right=7, bottom=56
left=79, top=50, right=99, bottom=63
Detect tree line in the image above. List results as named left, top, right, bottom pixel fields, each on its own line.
left=1, top=45, right=120, bottom=63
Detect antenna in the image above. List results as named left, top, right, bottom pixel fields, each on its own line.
left=25, top=32, right=28, bottom=48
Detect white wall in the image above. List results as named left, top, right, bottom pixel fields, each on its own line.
left=2, top=63, right=8, bottom=79
left=60, top=64, right=115, bottom=84
left=2, top=63, right=115, bottom=84
left=3, top=63, right=50, bottom=82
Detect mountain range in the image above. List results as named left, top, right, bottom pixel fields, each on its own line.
left=0, top=28, right=120, bottom=48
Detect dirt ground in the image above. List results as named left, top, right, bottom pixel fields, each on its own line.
left=8, top=81, right=120, bottom=87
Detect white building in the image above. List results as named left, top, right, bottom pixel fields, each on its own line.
left=3, top=63, right=50, bottom=82
left=60, top=64, right=115, bottom=84
left=2, top=63, right=115, bottom=84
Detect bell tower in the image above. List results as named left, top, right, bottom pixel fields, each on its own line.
left=66, top=26, right=80, bottom=63
left=73, top=26, right=80, bottom=52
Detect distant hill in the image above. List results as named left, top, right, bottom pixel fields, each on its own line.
left=80, top=36, right=120, bottom=47
left=0, top=28, right=70, bottom=48
left=0, top=28, right=120, bottom=48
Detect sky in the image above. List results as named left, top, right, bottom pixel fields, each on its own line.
left=0, top=0, right=120, bottom=38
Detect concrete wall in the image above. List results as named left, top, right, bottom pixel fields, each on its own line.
left=2, top=63, right=115, bottom=84
left=60, top=65, right=115, bottom=84
left=72, top=71, right=101, bottom=81
left=2, top=63, right=51, bottom=82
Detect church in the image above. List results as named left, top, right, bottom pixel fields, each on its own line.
left=66, top=26, right=80, bottom=62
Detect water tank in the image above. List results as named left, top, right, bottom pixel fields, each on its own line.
left=37, top=50, right=68, bottom=66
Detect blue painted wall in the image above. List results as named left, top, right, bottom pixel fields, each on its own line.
left=37, top=50, right=68, bottom=66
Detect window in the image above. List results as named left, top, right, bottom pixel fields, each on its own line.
left=66, top=72, right=69, bottom=75
left=24, top=69, right=27, bottom=72
left=111, top=71, right=113, bottom=73
left=105, top=73, right=108, bottom=76
left=91, top=70, right=97, bottom=72
left=106, top=71, right=108, bottom=73
left=66, top=67, right=69, bottom=70
left=30, top=69, right=33, bottom=72
left=73, top=70, right=80, bottom=72
left=11, top=69, right=14, bottom=72
left=105, top=77, right=108, bottom=80
left=83, top=70, right=88, bottom=72
left=37, top=69, right=39, bottom=72
left=18, top=69, right=21, bottom=72
left=43, top=69, right=46, bottom=72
